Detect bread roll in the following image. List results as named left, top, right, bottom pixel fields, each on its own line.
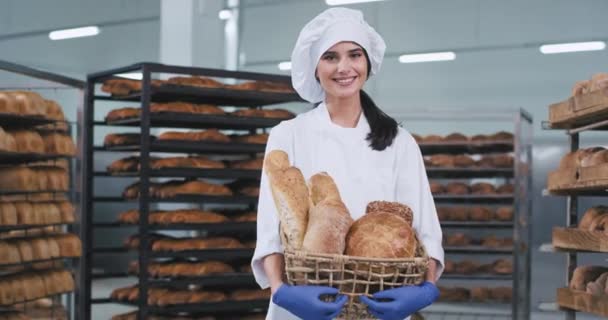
left=366, top=201, right=413, bottom=226
left=570, top=266, right=608, bottom=291
left=453, top=155, right=475, bottom=167
left=105, top=107, right=140, bottom=121
left=445, top=233, right=471, bottom=246
left=469, top=206, right=492, bottom=221
left=428, top=154, right=454, bottom=167
left=445, top=182, right=469, bottom=195
left=0, top=202, right=17, bottom=226
left=7, top=130, right=44, bottom=154
left=447, top=206, right=468, bottom=221
left=471, top=182, right=496, bottom=195
left=263, top=150, right=309, bottom=250
left=0, top=127, right=16, bottom=152
left=346, top=211, right=416, bottom=258
left=470, top=287, right=490, bottom=302
left=429, top=182, right=444, bottom=194
left=41, top=133, right=76, bottom=156
left=495, top=206, right=513, bottom=221
left=444, top=133, right=468, bottom=142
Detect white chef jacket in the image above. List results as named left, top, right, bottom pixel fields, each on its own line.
left=251, top=102, right=444, bottom=320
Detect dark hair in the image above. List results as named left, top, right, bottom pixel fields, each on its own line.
left=315, top=47, right=399, bottom=151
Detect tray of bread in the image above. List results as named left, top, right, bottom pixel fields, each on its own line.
left=430, top=181, right=514, bottom=204
left=0, top=269, right=75, bottom=306
left=104, top=104, right=295, bottom=130
left=100, top=131, right=267, bottom=154
left=549, top=73, right=608, bottom=129
left=557, top=265, right=608, bottom=317
left=552, top=206, right=608, bottom=252
left=263, top=150, right=428, bottom=319
left=110, top=310, right=266, bottom=320
left=424, top=153, right=514, bottom=178
left=438, top=286, right=513, bottom=304
left=99, top=76, right=302, bottom=106
left=103, top=155, right=262, bottom=179
left=414, top=132, right=514, bottom=155
left=547, top=146, right=608, bottom=194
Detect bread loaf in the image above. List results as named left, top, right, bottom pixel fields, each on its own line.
left=366, top=201, right=413, bottom=226
left=495, top=206, right=513, bottom=221
left=489, top=131, right=513, bottom=141
left=229, top=157, right=263, bottom=170
left=57, top=201, right=75, bottom=223
left=155, top=180, right=232, bottom=198
left=444, top=133, right=468, bottom=142
left=428, top=154, right=453, bottom=167
left=470, top=287, right=490, bottom=302
left=232, top=211, right=257, bottom=222
left=231, top=108, right=295, bottom=119
left=8, top=130, right=44, bottom=154
left=346, top=211, right=416, bottom=258
left=572, top=80, right=591, bottom=96
left=228, top=80, right=294, bottom=93
left=445, top=233, right=471, bottom=246
left=586, top=271, right=608, bottom=296
left=0, top=168, right=37, bottom=191
left=303, top=197, right=352, bottom=254
left=453, top=155, right=475, bottom=167
left=590, top=73, right=608, bottom=92
left=40, top=133, right=76, bottom=156
left=151, top=102, right=225, bottom=115
left=7, top=91, right=46, bottom=116
left=102, top=79, right=142, bottom=95
left=429, top=182, right=445, bottom=194
left=166, top=76, right=223, bottom=88
left=0, top=127, right=16, bottom=152
left=471, top=182, right=496, bottom=195
left=229, top=289, right=271, bottom=301
left=51, top=233, right=81, bottom=257
left=0, top=202, right=17, bottom=226
left=454, top=260, right=479, bottom=274
left=0, top=242, right=20, bottom=264
left=492, top=258, right=513, bottom=274
left=438, top=287, right=470, bottom=302
left=497, top=183, right=514, bottom=194
left=107, top=156, right=140, bottom=173
left=232, top=133, right=269, bottom=144
left=150, top=156, right=225, bottom=170
left=263, top=150, right=309, bottom=250
left=0, top=91, right=19, bottom=114
left=469, top=206, right=492, bottom=221
left=158, top=129, right=230, bottom=143
left=569, top=265, right=608, bottom=291
left=103, top=133, right=144, bottom=147
left=105, top=107, right=140, bottom=121
left=445, top=182, right=469, bottom=195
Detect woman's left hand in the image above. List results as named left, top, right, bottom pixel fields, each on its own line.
left=359, top=282, right=440, bottom=320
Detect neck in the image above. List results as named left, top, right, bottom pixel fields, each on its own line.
left=324, top=92, right=363, bottom=128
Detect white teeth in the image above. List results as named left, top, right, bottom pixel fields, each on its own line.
left=335, top=77, right=355, bottom=84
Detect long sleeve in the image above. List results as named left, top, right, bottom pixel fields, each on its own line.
left=251, top=122, right=294, bottom=289
left=396, top=131, right=444, bottom=280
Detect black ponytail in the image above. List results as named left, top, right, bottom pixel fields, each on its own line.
left=360, top=89, right=398, bottom=151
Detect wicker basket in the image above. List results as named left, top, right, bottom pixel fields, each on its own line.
left=283, top=237, right=428, bottom=319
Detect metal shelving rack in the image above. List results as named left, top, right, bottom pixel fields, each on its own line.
left=397, top=109, right=533, bottom=320
left=82, top=62, right=305, bottom=320
left=542, top=114, right=608, bottom=319
left=0, top=60, right=84, bottom=320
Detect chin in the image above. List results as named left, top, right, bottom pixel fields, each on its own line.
left=327, top=87, right=361, bottom=99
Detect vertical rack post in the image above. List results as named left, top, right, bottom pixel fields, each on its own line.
left=565, top=132, right=579, bottom=320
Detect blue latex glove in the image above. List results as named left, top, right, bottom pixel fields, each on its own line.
left=272, top=284, right=348, bottom=320
left=359, top=282, right=439, bottom=320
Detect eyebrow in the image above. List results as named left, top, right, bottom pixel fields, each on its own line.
left=323, top=48, right=363, bottom=55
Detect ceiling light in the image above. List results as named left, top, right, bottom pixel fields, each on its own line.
left=398, top=51, right=456, bottom=63
left=219, top=9, right=233, bottom=20
left=540, top=41, right=606, bottom=54
left=326, top=0, right=385, bottom=5
left=49, top=26, right=99, bottom=40
left=278, top=61, right=292, bottom=71
left=116, top=73, right=143, bottom=80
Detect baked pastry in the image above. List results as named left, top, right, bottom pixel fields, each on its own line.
left=232, top=133, right=269, bottom=144
left=488, top=131, right=513, bottom=141
left=429, top=181, right=445, bottom=194
left=41, top=133, right=76, bottom=156
left=107, top=156, right=141, bottom=173
left=428, top=154, right=453, bottom=167
left=8, top=130, right=44, bottom=154
left=231, top=108, right=295, bottom=119
left=471, top=182, right=496, bottom=195
left=444, top=233, right=471, bottom=246
left=103, top=133, right=145, bottom=147
left=155, top=180, right=232, bottom=198
left=229, top=289, right=271, bottom=301
left=445, top=182, right=469, bottom=195
left=166, top=76, right=223, bottom=88
left=497, top=183, right=514, bottom=194
left=158, top=129, right=230, bottom=143
left=468, top=206, right=493, bottom=221
left=0, top=127, right=16, bottom=152
left=229, top=157, right=263, bottom=170
left=492, top=258, right=513, bottom=274
left=453, top=155, right=475, bottom=167
left=151, top=237, right=244, bottom=251
left=105, top=107, right=140, bottom=121
left=455, top=260, right=480, bottom=274
left=151, top=102, right=225, bottom=115
left=444, top=133, right=468, bottom=142
left=422, top=135, right=442, bottom=143
left=495, top=206, right=513, bottom=221
left=151, top=156, right=225, bottom=170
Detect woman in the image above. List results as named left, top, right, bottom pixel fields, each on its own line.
left=251, top=7, right=444, bottom=320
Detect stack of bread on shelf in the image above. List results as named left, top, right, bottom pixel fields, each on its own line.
left=548, top=146, right=608, bottom=190
left=107, top=155, right=263, bottom=174
left=0, top=91, right=79, bottom=318
left=101, top=76, right=295, bottom=97
left=437, top=205, right=513, bottom=222
left=550, top=73, right=608, bottom=126
left=439, top=286, right=512, bottom=303
left=103, top=130, right=270, bottom=147
left=413, top=131, right=513, bottom=144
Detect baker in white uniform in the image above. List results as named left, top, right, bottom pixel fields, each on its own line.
left=251, top=7, right=444, bottom=320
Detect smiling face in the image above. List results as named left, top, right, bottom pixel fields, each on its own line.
left=316, top=41, right=369, bottom=100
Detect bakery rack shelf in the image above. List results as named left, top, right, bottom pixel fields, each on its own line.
left=426, top=167, right=514, bottom=178
left=98, top=112, right=292, bottom=130
left=0, top=59, right=84, bottom=320
left=83, top=63, right=307, bottom=319
left=418, top=140, right=513, bottom=155
left=92, top=298, right=269, bottom=315
left=95, top=168, right=262, bottom=180
left=93, top=221, right=256, bottom=233
left=96, top=140, right=266, bottom=154
left=556, top=287, right=608, bottom=318
left=433, top=194, right=514, bottom=204
left=542, top=118, right=608, bottom=134
left=440, top=221, right=513, bottom=228
left=552, top=227, right=608, bottom=253
left=0, top=151, right=71, bottom=165
left=444, top=246, right=514, bottom=254
left=92, top=195, right=258, bottom=205
left=91, top=272, right=257, bottom=287
left=0, top=292, right=74, bottom=308
left=398, top=108, right=532, bottom=320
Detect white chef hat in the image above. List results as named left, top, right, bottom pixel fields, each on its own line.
left=290, top=7, right=386, bottom=103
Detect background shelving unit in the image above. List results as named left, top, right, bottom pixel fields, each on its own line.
left=397, top=109, right=533, bottom=320
left=0, top=60, right=83, bottom=320
left=82, top=62, right=305, bottom=320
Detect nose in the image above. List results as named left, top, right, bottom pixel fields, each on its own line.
left=337, top=57, right=350, bottom=74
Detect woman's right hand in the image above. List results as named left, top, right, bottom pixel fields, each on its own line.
left=272, top=284, right=348, bottom=320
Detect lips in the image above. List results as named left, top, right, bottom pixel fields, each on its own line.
left=333, top=76, right=357, bottom=86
